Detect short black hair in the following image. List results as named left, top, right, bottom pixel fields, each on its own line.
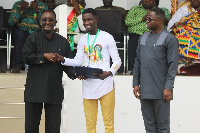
left=150, top=7, right=165, bottom=20
left=40, top=9, right=56, bottom=19
left=82, top=8, right=97, bottom=17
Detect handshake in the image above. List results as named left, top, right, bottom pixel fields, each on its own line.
left=44, top=53, right=65, bottom=63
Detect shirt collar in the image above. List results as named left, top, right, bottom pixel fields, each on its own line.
left=103, top=5, right=114, bottom=9
left=42, top=31, right=55, bottom=40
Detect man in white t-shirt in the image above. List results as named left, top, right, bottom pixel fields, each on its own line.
left=56, top=8, right=121, bottom=133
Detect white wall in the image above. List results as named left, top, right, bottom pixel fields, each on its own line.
left=0, top=0, right=16, bottom=9
left=1, top=0, right=172, bottom=11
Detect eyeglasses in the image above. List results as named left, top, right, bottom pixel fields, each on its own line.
left=41, top=18, right=55, bottom=23
left=144, top=17, right=157, bottom=22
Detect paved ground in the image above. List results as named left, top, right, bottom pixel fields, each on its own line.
left=1, top=74, right=200, bottom=133
left=61, top=75, right=200, bottom=133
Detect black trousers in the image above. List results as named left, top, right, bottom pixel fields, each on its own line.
left=128, top=33, right=141, bottom=71
left=25, top=101, right=62, bottom=133
left=12, top=28, right=30, bottom=68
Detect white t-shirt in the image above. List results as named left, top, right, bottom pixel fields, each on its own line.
left=62, top=30, right=122, bottom=99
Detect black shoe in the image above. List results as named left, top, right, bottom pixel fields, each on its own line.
left=11, top=68, right=20, bottom=73
left=127, top=70, right=133, bottom=75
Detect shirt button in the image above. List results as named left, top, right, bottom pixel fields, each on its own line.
left=40, top=61, right=43, bottom=63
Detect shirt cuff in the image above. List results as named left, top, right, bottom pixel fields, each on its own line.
left=61, top=57, right=67, bottom=65
left=109, top=64, right=120, bottom=75
left=38, top=53, right=45, bottom=64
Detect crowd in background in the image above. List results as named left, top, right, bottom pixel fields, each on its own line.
left=1, top=0, right=200, bottom=76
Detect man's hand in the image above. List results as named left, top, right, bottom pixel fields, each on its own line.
left=77, top=75, right=88, bottom=80
left=21, top=1, right=29, bottom=11
left=44, top=53, right=57, bottom=63
left=93, top=71, right=112, bottom=80
left=163, top=88, right=172, bottom=102
left=133, top=86, right=141, bottom=100
left=55, top=53, right=65, bottom=63
left=71, top=0, right=81, bottom=14
left=30, top=0, right=39, bottom=12
left=71, top=0, right=78, bottom=6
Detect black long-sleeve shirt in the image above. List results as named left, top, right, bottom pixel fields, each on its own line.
left=22, top=31, right=75, bottom=104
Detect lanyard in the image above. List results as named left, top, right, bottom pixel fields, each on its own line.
left=87, top=29, right=100, bottom=65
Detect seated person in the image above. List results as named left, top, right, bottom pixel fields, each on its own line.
left=8, top=0, right=48, bottom=73
left=125, top=0, right=170, bottom=74
left=95, top=0, right=127, bottom=31
left=54, top=0, right=86, bottom=52
left=167, top=0, right=200, bottom=74
left=43, top=0, right=56, bottom=10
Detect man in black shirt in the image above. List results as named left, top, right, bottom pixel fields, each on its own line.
left=22, top=10, right=75, bottom=133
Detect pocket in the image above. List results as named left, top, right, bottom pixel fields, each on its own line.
left=152, top=45, right=166, bottom=59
